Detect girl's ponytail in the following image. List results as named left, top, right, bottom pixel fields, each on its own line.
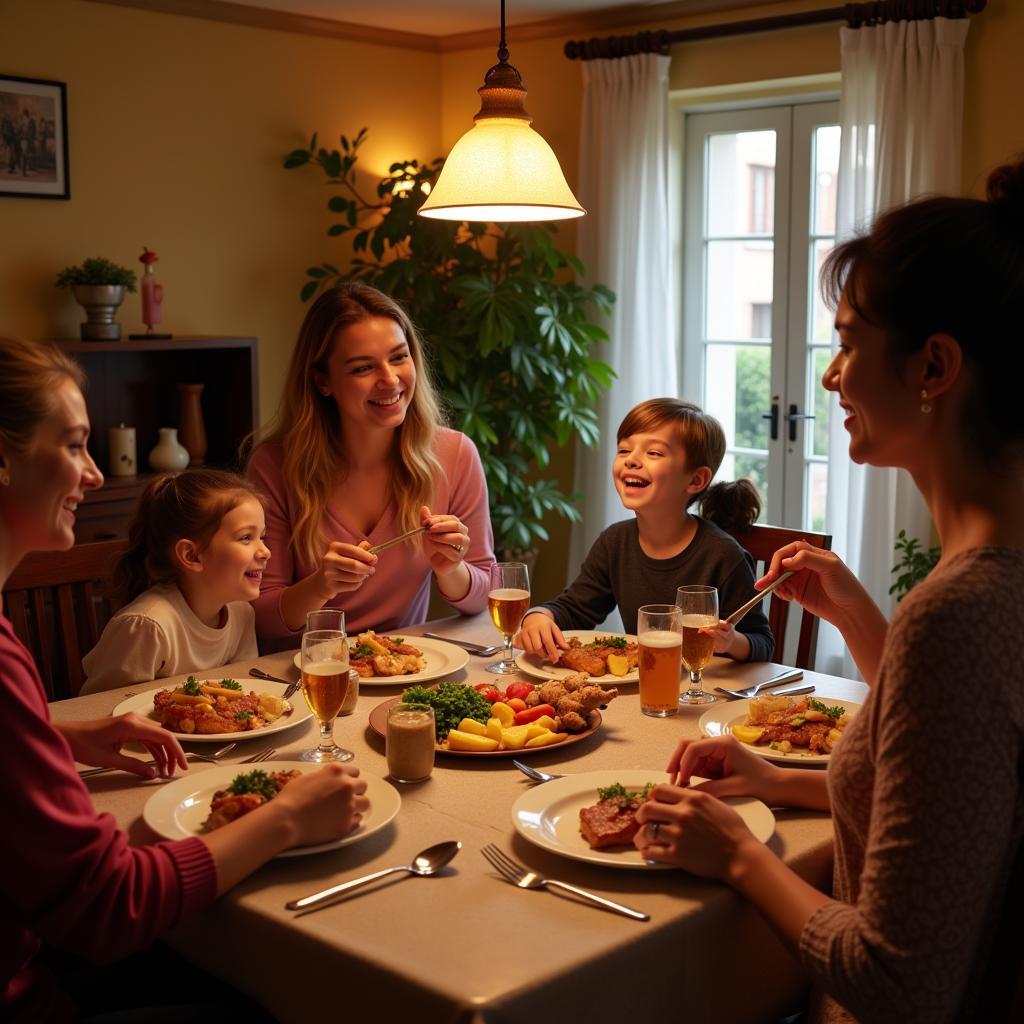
left=699, top=478, right=761, bottom=532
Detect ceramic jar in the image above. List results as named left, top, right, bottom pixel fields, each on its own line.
left=148, top=427, right=190, bottom=472
left=107, top=424, right=137, bottom=477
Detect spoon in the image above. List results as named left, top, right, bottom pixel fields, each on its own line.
left=286, top=840, right=462, bottom=915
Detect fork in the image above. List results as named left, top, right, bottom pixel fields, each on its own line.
left=78, top=741, right=237, bottom=779
left=713, top=668, right=804, bottom=701
left=249, top=667, right=302, bottom=699
left=480, top=844, right=649, bottom=921
left=239, top=747, right=277, bottom=764
left=420, top=633, right=502, bottom=657
left=511, top=760, right=563, bottom=783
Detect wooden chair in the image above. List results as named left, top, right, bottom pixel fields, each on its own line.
left=2, top=539, right=127, bottom=701
left=724, top=523, right=832, bottom=671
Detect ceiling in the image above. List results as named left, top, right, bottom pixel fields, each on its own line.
left=235, top=0, right=668, bottom=38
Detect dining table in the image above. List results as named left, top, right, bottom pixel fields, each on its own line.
left=54, top=611, right=869, bottom=1024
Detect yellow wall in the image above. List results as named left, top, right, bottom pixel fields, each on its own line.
left=0, top=0, right=441, bottom=424
left=3, top=0, right=1021, bottom=604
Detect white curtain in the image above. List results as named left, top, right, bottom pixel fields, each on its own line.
left=571, top=54, right=675, bottom=626
left=819, top=17, right=969, bottom=677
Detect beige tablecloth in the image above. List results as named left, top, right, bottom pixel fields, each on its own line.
left=53, top=613, right=867, bottom=1024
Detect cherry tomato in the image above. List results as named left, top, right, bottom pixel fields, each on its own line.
left=503, top=681, right=535, bottom=702
left=473, top=683, right=503, bottom=703
left=506, top=697, right=527, bottom=713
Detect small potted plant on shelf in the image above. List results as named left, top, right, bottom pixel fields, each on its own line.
left=55, top=256, right=137, bottom=341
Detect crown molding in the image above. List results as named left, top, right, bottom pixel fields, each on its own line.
left=85, top=0, right=796, bottom=53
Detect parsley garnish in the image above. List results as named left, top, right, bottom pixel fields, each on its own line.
left=350, top=643, right=376, bottom=659
left=226, top=769, right=280, bottom=801
left=391, top=637, right=405, bottom=645
left=597, top=781, right=654, bottom=801
left=234, top=710, right=254, bottom=721
left=219, top=678, right=242, bottom=690
left=809, top=698, right=846, bottom=720
left=588, top=635, right=627, bottom=650
left=182, top=676, right=202, bottom=696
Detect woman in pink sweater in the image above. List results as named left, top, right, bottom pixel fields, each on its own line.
left=635, top=159, right=1024, bottom=1021
left=0, top=336, right=369, bottom=1019
left=248, top=283, right=495, bottom=651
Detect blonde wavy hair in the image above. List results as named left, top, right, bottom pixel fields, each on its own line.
left=254, top=283, right=445, bottom=566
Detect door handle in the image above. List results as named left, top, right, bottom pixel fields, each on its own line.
left=762, top=401, right=779, bottom=441
left=786, top=403, right=816, bottom=442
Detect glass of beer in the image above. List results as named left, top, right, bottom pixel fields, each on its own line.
left=486, top=562, right=530, bottom=674
left=299, top=627, right=354, bottom=762
left=637, top=604, right=682, bottom=717
left=676, top=585, right=719, bottom=706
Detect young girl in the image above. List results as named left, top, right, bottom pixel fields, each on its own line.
left=516, top=398, right=773, bottom=663
left=81, top=468, right=270, bottom=693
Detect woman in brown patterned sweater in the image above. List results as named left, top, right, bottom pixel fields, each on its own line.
left=635, top=158, right=1024, bottom=1022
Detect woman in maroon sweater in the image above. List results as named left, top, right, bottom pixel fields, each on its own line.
left=0, top=336, right=369, bottom=1020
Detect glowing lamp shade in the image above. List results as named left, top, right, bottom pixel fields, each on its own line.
left=419, top=118, right=585, bottom=223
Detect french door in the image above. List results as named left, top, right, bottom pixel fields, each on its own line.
left=682, top=101, right=839, bottom=531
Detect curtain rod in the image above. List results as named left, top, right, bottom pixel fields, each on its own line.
left=564, top=0, right=987, bottom=60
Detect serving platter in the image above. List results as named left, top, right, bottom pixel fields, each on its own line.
left=368, top=694, right=601, bottom=758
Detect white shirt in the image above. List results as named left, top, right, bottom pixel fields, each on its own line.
left=80, top=583, right=258, bottom=694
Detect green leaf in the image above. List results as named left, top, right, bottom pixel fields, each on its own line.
left=300, top=279, right=319, bottom=302
left=284, top=150, right=310, bottom=168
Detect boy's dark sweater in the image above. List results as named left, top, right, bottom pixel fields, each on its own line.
left=539, top=517, right=774, bottom=662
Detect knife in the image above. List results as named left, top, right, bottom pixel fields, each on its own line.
left=715, top=681, right=815, bottom=701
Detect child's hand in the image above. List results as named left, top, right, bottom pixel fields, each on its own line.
left=701, top=620, right=751, bottom=661
left=515, top=611, right=567, bottom=663
left=317, top=540, right=377, bottom=598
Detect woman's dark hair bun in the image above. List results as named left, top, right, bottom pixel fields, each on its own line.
left=699, top=478, right=761, bottom=532
left=986, top=156, right=1024, bottom=224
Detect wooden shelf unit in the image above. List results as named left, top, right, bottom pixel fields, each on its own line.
left=50, top=336, right=259, bottom=544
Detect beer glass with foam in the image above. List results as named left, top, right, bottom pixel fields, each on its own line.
left=675, top=586, right=719, bottom=706
left=486, top=562, right=530, bottom=674
left=637, top=604, right=682, bottom=717
left=300, top=626, right=354, bottom=762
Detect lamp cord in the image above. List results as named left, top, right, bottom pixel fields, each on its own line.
left=498, top=0, right=509, bottom=63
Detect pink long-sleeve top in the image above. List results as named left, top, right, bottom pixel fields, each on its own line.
left=0, top=615, right=217, bottom=1019
left=248, top=427, right=495, bottom=652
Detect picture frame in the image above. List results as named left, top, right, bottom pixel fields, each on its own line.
left=0, top=74, right=69, bottom=200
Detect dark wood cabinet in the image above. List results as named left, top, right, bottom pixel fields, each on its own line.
left=50, top=336, right=260, bottom=544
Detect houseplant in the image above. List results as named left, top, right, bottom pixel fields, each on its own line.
left=55, top=256, right=137, bottom=341
left=284, top=129, right=615, bottom=559
left=889, top=528, right=941, bottom=602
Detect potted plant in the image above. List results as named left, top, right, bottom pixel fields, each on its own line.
left=889, top=529, right=941, bottom=602
left=55, top=256, right=137, bottom=341
left=284, top=129, right=615, bottom=561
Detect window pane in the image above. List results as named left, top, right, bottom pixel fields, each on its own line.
left=707, top=131, right=777, bottom=236
left=735, top=454, right=768, bottom=520
left=705, top=344, right=771, bottom=452
left=706, top=240, right=774, bottom=340
left=812, top=125, right=840, bottom=235
left=811, top=347, right=832, bottom=457
left=810, top=239, right=836, bottom=344
left=806, top=461, right=828, bottom=532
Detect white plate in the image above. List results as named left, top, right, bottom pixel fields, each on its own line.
left=112, top=679, right=312, bottom=744
left=699, top=695, right=861, bottom=765
left=292, top=635, right=469, bottom=685
left=143, top=762, right=400, bottom=857
left=511, top=769, right=775, bottom=870
left=515, top=630, right=639, bottom=684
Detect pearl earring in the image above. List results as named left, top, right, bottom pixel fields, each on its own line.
left=920, top=389, right=933, bottom=414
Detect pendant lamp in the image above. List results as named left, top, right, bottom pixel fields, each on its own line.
left=417, top=0, right=585, bottom=223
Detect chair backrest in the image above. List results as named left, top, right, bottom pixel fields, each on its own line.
left=2, top=539, right=127, bottom=700
left=724, top=523, right=832, bottom=671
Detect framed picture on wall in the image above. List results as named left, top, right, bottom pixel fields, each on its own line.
left=0, top=74, right=69, bottom=200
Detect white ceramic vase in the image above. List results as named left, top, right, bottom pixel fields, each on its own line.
left=148, top=427, right=190, bottom=472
